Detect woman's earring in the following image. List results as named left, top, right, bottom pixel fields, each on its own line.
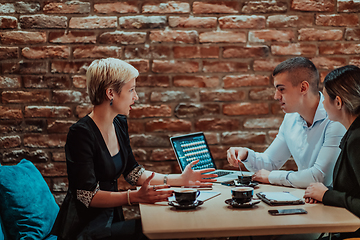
left=110, top=99, right=113, bottom=106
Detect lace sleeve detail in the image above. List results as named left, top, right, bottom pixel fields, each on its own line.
left=77, top=182, right=100, bottom=208
left=125, top=165, right=145, bottom=185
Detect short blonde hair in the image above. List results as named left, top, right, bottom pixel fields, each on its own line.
left=86, top=58, right=139, bottom=105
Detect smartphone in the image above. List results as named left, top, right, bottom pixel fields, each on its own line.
left=268, top=208, right=307, bottom=216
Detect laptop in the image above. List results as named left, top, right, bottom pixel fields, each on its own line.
left=170, top=132, right=241, bottom=183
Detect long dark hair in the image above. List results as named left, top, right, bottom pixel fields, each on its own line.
left=324, top=65, right=360, bottom=115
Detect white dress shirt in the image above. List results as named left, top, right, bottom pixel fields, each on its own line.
left=243, top=92, right=346, bottom=188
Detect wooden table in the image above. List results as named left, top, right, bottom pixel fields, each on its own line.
left=140, top=184, right=360, bottom=239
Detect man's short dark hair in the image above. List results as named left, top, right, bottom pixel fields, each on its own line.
left=272, top=57, right=320, bottom=94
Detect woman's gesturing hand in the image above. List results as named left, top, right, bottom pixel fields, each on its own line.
left=134, top=172, right=173, bottom=204
left=180, top=159, right=217, bottom=187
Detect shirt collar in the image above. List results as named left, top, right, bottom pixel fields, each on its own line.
left=297, top=92, right=327, bottom=128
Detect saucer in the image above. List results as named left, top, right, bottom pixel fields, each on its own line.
left=235, top=181, right=259, bottom=188
left=168, top=200, right=204, bottom=210
left=225, top=199, right=261, bottom=208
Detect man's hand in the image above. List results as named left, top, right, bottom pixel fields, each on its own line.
left=226, top=147, right=248, bottom=167
left=252, top=169, right=270, bottom=184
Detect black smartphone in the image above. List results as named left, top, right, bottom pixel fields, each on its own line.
left=221, top=180, right=235, bottom=186
left=268, top=208, right=308, bottom=216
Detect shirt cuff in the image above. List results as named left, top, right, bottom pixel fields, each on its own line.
left=125, top=165, right=145, bottom=186
left=77, top=182, right=100, bottom=208
left=242, top=148, right=256, bottom=170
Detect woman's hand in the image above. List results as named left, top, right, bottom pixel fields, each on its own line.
left=133, top=172, right=173, bottom=204
left=180, top=160, right=217, bottom=187
left=303, top=182, right=328, bottom=204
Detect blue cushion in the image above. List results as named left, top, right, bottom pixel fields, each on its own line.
left=0, top=216, right=5, bottom=240
left=0, top=159, right=59, bottom=240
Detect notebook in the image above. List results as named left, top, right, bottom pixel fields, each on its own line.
left=170, top=132, right=241, bottom=183
left=256, top=192, right=305, bottom=206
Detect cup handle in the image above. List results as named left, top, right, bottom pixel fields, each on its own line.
left=196, top=190, right=200, bottom=197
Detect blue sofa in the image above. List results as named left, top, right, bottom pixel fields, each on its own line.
left=0, top=159, right=59, bottom=240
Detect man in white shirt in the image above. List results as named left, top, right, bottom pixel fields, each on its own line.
left=227, top=57, right=346, bottom=188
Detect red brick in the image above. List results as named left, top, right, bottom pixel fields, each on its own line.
left=269, top=130, right=279, bottom=141
left=249, top=87, right=275, bottom=100
left=203, top=61, right=249, bottom=73
left=193, top=1, right=238, bottom=14
left=52, top=152, right=66, bottom=162
left=244, top=117, right=283, bottom=129
left=267, top=15, right=313, bottom=27
left=350, top=57, right=360, bottom=67
left=52, top=177, right=68, bottom=191
left=127, top=59, right=149, bottom=73
left=0, top=31, right=46, bottom=45
left=195, top=118, right=239, bottom=131
left=221, top=131, right=266, bottom=144
left=130, top=134, right=170, bottom=147
left=291, top=0, right=335, bottom=12
left=150, top=90, right=196, bottom=102
left=137, top=75, right=170, bottom=87
left=43, top=1, right=90, bottom=13
left=72, top=75, right=86, bottom=89
left=145, top=119, right=192, bottom=132
left=174, top=103, right=220, bottom=118
left=338, top=0, right=360, bottom=12
left=219, top=15, right=265, bottom=29
left=24, top=134, right=67, bottom=148
left=0, top=76, right=21, bottom=88
left=15, top=2, right=41, bottom=14
left=298, top=28, right=343, bottom=41
left=152, top=60, right=199, bottom=73
left=0, top=135, right=21, bottom=149
left=23, top=75, right=71, bottom=89
left=271, top=102, right=284, bottom=114
left=69, top=16, right=117, bottom=29
left=99, top=31, right=146, bottom=44
left=169, top=17, right=216, bottom=28
left=173, top=75, right=219, bottom=88
left=199, top=31, right=246, bottom=43
left=129, top=104, right=172, bottom=118
left=73, top=46, right=122, bottom=59
left=19, top=62, right=47, bottom=74
left=142, top=1, right=190, bottom=13
left=49, top=31, right=97, bottom=44
left=223, top=74, right=270, bottom=88
left=200, top=89, right=245, bottom=101
left=316, top=14, right=359, bottom=26
left=128, top=120, right=145, bottom=133
left=249, top=30, right=295, bottom=42
left=22, top=46, right=70, bottom=59
left=20, top=15, right=67, bottom=29
left=271, top=43, right=317, bottom=56
left=2, top=90, right=50, bottom=104
left=242, top=0, right=287, bottom=13
left=311, top=57, right=347, bottom=70
left=223, top=45, right=269, bottom=58
left=151, top=149, right=176, bottom=161
left=47, top=120, right=75, bottom=133
left=345, top=28, right=360, bottom=40
left=51, top=61, right=91, bottom=74
left=0, top=16, right=17, bottom=29
left=174, top=46, right=219, bottom=59
left=0, top=3, right=15, bottom=13
left=1, top=62, right=20, bottom=74
left=52, top=90, right=89, bottom=104
left=320, top=71, right=330, bottom=82
left=120, top=16, right=166, bottom=29
left=94, top=2, right=139, bottom=13
left=0, top=47, right=18, bottom=60
left=150, top=30, right=197, bottom=43
left=0, top=106, right=22, bottom=119
left=223, top=102, right=269, bottom=115
left=75, top=104, right=93, bottom=118
left=125, top=45, right=171, bottom=59
left=319, top=43, right=360, bottom=55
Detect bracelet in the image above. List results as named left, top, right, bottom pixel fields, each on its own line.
left=163, top=175, right=168, bottom=185
left=127, top=189, right=132, bottom=206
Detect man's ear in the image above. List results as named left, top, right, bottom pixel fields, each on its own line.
left=300, top=81, right=309, bottom=94
left=335, top=96, right=343, bottom=110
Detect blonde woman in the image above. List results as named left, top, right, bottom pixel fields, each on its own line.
left=52, top=58, right=216, bottom=240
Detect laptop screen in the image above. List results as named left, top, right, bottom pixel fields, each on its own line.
left=170, top=132, right=217, bottom=171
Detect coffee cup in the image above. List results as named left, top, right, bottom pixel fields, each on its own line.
left=231, top=187, right=253, bottom=204
left=238, top=175, right=252, bottom=185
left=174, top=189, right=200, bottom=205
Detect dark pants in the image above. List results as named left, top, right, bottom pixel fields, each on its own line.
left=100, top=219, right=148, bottom=240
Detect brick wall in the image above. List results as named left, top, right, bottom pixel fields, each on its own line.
left=0, top=0, right=359, bottom=204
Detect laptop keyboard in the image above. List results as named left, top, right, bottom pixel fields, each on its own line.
left=216, top=171, right=231, bottom=177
